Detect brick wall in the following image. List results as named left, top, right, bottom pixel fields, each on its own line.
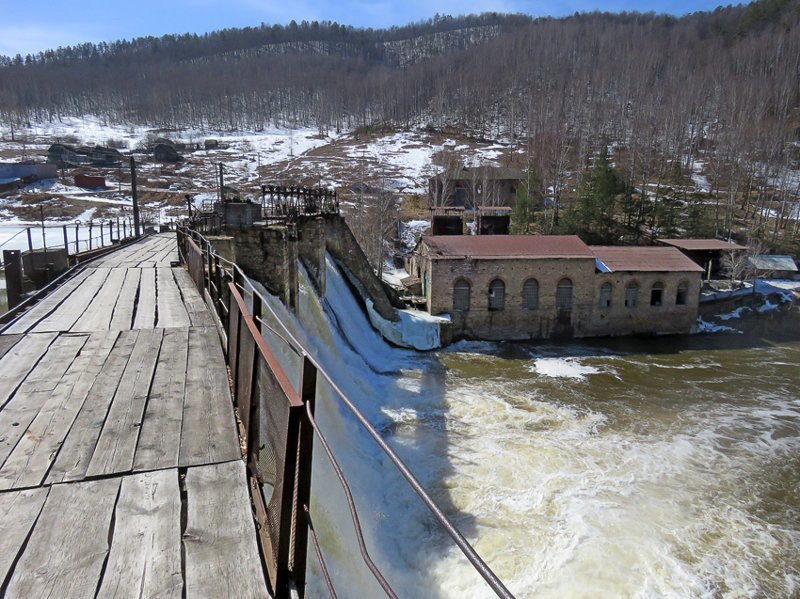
left=420, top=246, right=701, bottom=340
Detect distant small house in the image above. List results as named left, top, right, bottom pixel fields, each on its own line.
left=48, top=143, right=89, bottom=167
left=74, top=174, right=106, bottom=189
left=88, top=146, right=122, bottom=166
left=204, top=139, right=219, bottom=150
left=154, top=144, right=181, bottom=162
left=429, top=166, right=524, bottom=209
left=747, top=255, right=798, bottom=279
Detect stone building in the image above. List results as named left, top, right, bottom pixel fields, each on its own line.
left=408, top=235, right=703, bottom=341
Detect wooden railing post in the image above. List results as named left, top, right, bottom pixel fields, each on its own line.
left=291, top=355, right=317, bottom=597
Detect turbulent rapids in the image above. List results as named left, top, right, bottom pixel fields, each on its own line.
left=256, top=256, right=800, bottom=598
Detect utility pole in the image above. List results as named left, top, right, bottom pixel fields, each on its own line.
left=130, top=156, right=141, bottom=238
left=218, top=163, right=224, bottom=203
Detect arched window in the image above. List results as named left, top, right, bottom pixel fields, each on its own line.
left=556, top=278, right=573, bottom=311
left=676, top=281, right=689, bottom=305
left=453, top=279, right=471, bottom=312
left=488, top=279, right=505, bottom=311
left=625, top=282, right=639, bottom=308
left=522, top=278, right=539, bottom=310
left=650, top=282, right=664, bottom=306
left=598, top=282, right=613, bottom=308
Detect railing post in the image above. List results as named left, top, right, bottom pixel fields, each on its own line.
left=26, top=227, right=32, bottom=253
left=89, top=222, right=93, bottom=251
left=62, top=225, right=68, bottom=255
left=204, top=242, right=212, bottom=293
left=214, top=254, right=223, bottom=322
left=291, top=355, right=317, bottom=597
left=3, top=250, right=23, bottom=309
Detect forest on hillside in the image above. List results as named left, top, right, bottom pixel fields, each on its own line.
left=1, top=1, right=799, bottom=251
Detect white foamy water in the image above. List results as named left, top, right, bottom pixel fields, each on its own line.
left=253, top=259, right=800, bottom=598
left=529, top=357, right=602, bottom=379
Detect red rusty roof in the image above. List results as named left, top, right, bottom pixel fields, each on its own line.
left=422, top=235, right=593, bottom=259
left=591, top=246, right=704, bottom=272
left=658, top=238, right=746, bottom=251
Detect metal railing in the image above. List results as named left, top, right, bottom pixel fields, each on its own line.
left=0, top=219, right=143, bottom=261
left=176, top=224, right=514, bottom=599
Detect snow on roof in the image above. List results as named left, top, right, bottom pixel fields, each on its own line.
left=590, top=246, right=705, bottom=273
left=658, top=238, right=746, bottom=251
left=747, top=255, right=798, bottom=272
left=422, top=235, right=593, bottom=259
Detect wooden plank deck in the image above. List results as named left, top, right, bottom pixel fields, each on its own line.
left=0, top=234, right=268, bottom=597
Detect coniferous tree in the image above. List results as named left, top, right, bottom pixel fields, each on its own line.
left=561, top=148, right=627, bottom=243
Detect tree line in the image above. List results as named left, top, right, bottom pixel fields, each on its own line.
left=1, top=1, right=799, bottom=250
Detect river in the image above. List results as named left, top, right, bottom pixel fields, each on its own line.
left=257, top=258, right=800, bottom=598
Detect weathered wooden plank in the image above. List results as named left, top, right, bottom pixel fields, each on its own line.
left=172, top=268, right=214, bottom=327
left=5, top=477, right=120, bottom=598
left=1, top=269, right=92, bottom=335
left=133, top=267, right=157, bottom=329
left=156, top=268, right=191, bottom=328
left=184, top=460, right=269, bottom=598
left=0, top=487, right=49, bottom=586
left=133, top=327, right=189, bottom=471
left=0, top=332, right=57, bottom=409
left=86, top=329, right=163, bottom=477
left=33, top=268, right=111, bottom=333
left=96, top=469, right=183, bottom=599
left=0, top=331, right=118, bottom=490
left=71, top=267, right=128, bottom=332
left=179, top=326, right=240, bottom=467
left=108, top=267, right=141, bottom=331
left=47, top=330, right=138, bottom=484
left=0, top=334, right=22, bottom=359
left=0, top=334, right=88, bottom=469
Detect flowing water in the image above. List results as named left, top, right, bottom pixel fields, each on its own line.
left=257, top=259, right=800, bottom=598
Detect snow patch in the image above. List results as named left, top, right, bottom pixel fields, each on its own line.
left=365, top=298, right=448, bottom=351
left=696, top=318, right=741, bottom=334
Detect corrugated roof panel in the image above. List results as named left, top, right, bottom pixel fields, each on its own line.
left=422, top=235, right=594, bottom=258
left=658, top=238, right=747, bottom=251
left=748, top=255, right=798, bottom=271
left=590, top=246, right=705, bottom=273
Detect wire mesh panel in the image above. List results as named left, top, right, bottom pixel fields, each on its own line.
left=254, top=350, right=292, bottom=588
left=186, top=237, right=205, bottom=295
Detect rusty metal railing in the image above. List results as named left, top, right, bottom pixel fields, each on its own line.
left=176, top=224, right=514, bottom=599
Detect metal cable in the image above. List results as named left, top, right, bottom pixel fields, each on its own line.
left=305, top=402, right=398, bottom=599
left=303, top=505, right=338, bottom=599
left=253, top=315, right=302, bottom=358
left=0, top=227, right=26, bottom=250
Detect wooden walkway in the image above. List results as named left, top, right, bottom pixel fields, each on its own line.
left=0, top=234, right=269, bottom=598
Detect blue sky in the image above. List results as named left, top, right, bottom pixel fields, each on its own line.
left=0, top=0, right=735, bottom=57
